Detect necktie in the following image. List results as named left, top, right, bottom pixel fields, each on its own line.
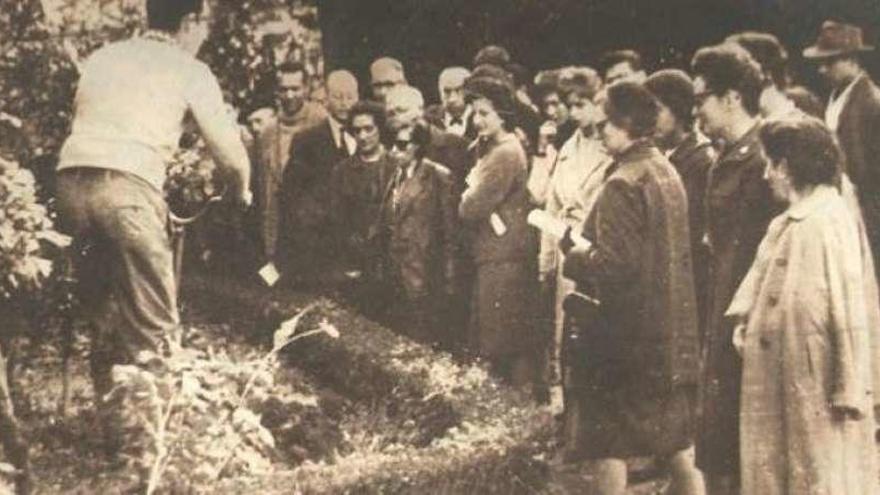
left=392, top=166, right=408, bottom=213
left=450, top=116, right=464, bottom=126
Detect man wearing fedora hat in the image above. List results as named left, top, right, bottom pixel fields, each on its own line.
left=804, top=20, right=880, bottom=282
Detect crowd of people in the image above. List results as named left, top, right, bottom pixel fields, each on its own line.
left=242, top=20, right=880, bottom=495
left=51, top=0, right=880, bottom=492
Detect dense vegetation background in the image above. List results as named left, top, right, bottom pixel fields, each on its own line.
left=318, top=0, right=880, bottom=104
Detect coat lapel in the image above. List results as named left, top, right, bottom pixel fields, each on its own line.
left=394, top=161, right=427, bottom=220
left=836, top=75, right=869, bottom=147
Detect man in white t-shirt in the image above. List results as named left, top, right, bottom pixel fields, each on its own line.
left=55, top=0, right=251, bottom=471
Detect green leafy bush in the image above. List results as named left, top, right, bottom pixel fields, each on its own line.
left=0, top=156, right=69, bottom=300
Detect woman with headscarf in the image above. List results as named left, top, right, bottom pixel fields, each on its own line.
left=460, top=69, right=540, bottom=398
left=728, top=116, right=880, bottom=494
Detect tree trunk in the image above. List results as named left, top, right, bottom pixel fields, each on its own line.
left=0, top=341, right=31, bottom=495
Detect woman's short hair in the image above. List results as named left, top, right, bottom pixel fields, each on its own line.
left=644, top=69, right=695, bottom=128
left=759, top=116, right=841, bottom=190
left=408, top=122, right=432, bottom=160
left=604, top=81, right=659, bottom=139
left=531, top=79, right=561, bottom=106
left=147, top=0, right=203, bottom=33
left=725, top=31, right=789, bottom=89
left=347, top=100, right=387, bottom=139
left=464, top=65, right=517, bottom=130
left=600, top=50, right=643, bottom=76
left=473, top=45, right=512, bottom=69
left=559, top=67, right=603, bottom=102
left=784, top=86, right=824, bottom=119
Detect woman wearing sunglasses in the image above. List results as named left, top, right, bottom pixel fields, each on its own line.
left=377, top=123, right=458, bottom=347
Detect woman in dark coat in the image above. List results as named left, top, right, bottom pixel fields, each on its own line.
left=377, top=123, right=458, bottom=347
left=560, top=82, right=703, bottom=494
left=459, top=70, right=540, bottom=396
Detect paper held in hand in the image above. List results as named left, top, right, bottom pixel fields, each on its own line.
left=489, top=212, right=507, bottom=236
left=258, top=262, right=281, bottom=287
left=527, top=209, right=591, bottom=250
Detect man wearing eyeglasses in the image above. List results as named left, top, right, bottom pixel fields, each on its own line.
left=690, top=43, right=778, bottom=495
left=55, top=0, right=251, bottom=485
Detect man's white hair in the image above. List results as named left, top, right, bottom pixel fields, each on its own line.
left=326, top=69, right=359, bottom=92
left=438, top=66, right=471, bottom=92
left=385, top=85, right=424, bottom=110
left=370, top=57, right=406, bottom=82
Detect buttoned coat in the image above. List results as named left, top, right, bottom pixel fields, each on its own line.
left=668, top=133, right=714, bottom=338
left=538, top=130, right=612, bottom=354
left=835, top=74, right=880, bottom=280
left=697, top=125, right=780, bottom=476
left=563, top=141, right=700, bottom=391
left=727, top=186, right=880, bottom=495
left=378, top=158, right=458, bottom=300
left=460, top=133, right=538, bottom=356
left=276, top=119, right=349, bottom=278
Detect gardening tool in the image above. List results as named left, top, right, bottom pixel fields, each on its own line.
left=168, top=186, right=227, bottom=288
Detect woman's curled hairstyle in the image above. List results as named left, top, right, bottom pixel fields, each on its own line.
left=759, top=116, right=842, bottom=190
left=463, top=64, right=517, bottom=131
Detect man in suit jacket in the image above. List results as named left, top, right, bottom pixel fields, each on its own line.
left=378, top=124, right=458, bottom=348
left=425, top=67, right=478, bottom=141
left=276, top=70, right=358, bottom=286
left=804, top=20, right=880, bottom=281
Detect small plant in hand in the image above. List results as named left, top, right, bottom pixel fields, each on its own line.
left=164, top=140, right=222, bottom=218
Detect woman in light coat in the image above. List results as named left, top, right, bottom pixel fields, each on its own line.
left=728, top=117, right=880, bottom=495
left=536, top=70, right=612, bottom=397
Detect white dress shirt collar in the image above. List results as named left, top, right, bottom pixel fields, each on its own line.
left=444, top=106, right=472, bottom=137
left=826, top=73, right=864, bottom=133
left=328, top=116, right=356, bottom=155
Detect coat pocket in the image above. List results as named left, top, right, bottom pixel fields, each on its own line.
left=804, top=332, right=830, bottom=393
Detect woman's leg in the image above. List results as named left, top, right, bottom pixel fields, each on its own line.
left=666, top=446, right=706, bottom=495
left=591, top=457, right=627, bottom=495
left=704, top=473, right=738, bottom=495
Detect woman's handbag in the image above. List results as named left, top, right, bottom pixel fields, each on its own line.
left=561, top=291, right=607, bottom=390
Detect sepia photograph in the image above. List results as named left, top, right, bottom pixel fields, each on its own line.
left=1, top=0, right=880, bottom=493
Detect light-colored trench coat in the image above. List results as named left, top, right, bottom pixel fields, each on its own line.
left=726, top=185, right=880, bottom=495
left=537, top=130, right=612, bottom=371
